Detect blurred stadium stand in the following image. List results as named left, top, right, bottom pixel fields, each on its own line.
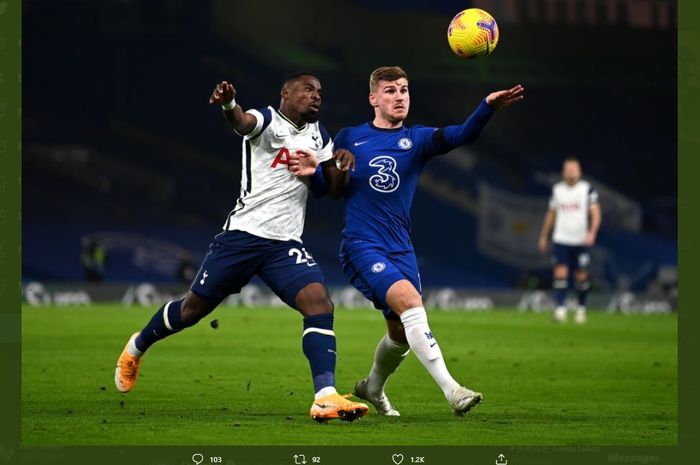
left=23, top=0, right=676, bottom=293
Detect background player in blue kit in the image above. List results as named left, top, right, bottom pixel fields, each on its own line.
left=114, top=73, right=368, bottom=423
left=334, top=66, right=524, bottom=416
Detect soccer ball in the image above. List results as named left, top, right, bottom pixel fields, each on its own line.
left=447, top=8, right=499, bottom=59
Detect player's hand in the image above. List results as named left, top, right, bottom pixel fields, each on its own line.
left=333, top=149, right=355, bottom=172
left=584, top=231, right=596, bottom=246
left=538, top=237, right=548, bottom=254
left=209, top=81, right=236, bottom=105
left=486, top=84, right=525, bottom=110
left=288, top=149, right=319, bottom=177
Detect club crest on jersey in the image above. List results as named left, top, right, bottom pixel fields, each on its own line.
left=397, top=137, right=413, bottom=150
left=371, top=262, right=386, bottom=273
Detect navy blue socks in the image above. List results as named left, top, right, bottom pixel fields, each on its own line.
left=134, top=299, right=185, bottom=353
left=553, top=279, right=568, bottom=307
left=302, top=313, right=336, bottom=395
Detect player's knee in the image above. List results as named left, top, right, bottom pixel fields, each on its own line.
left=554, top=266, right=569, bottom=280
left=386, top=280, right=423, bottom=313
left=575, top=278, right=591, bottom=291
left=295, top=283, right=333, bottom=316
left=180, top=292, right=216, bottom=326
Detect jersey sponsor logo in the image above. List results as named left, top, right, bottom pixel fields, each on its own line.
left=371, top=262, right=386, bottom=273
left=368, top=156, right=400, bottom=193
left=271, top=148, right=293, bottom=168
left=397, top=137, right=413, bottom=150
left=559, top=202, right=581, bottom=211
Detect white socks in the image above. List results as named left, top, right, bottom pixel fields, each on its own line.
left=127, top=334, right=143, bottom=358
left=314, top=386, right=338, bottom=399
left=366, top=334, right=410, bottom=395
left=400, top=307, right=460, bottom=399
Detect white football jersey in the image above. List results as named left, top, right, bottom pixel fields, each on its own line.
left=549, top=180, right=599, bottom=246
left=223, top=106, right=333, bottom=242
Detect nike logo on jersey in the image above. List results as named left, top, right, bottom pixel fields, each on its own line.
left=429, top=342, right=437, bottom=348
left=353, top=140, right=369, bottom=146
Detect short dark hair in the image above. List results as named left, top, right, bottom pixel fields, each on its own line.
left=369, top=66, right=408, bottom=92
left=564, top=156, right=580, bottom=164
left=281, top=72, right=318, bottom=90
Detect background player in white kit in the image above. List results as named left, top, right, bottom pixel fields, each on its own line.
left=114, top=73, right=368, bottom=423
left=538, top=157, right=602, bottom=324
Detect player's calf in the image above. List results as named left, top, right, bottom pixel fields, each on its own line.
left=114, top=294, right=215, bottom=393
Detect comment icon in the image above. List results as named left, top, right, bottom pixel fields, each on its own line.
left=192, top=453, right=204, bottom=465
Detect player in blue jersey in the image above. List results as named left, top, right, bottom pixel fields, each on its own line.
left=330, top=66, right=523, bottom=416
left=114, top=73, right=368, bottom=423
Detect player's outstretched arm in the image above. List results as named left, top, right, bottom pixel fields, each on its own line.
left=208, top=81, right=258, bottom=136
left=429, top=84, right=525, bottom=156
left=322, top=149, right=354, bottom=199
left=486, top=84, right=525, bottom=110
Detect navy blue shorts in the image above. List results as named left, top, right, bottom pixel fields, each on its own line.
left=340, top=242, right=422, bottom=321
left=190, top=230, right=326, bottom=310
left=552, top=243, right=591, bottom=271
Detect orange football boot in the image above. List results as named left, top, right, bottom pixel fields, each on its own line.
left=310, top=393, right=369, bottom=423
left=114, top=332, right=141, bottom=393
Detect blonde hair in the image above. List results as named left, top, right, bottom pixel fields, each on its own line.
left=369, top=66, right=408, bottom=92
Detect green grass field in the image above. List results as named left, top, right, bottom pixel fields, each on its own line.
left=22, top=305, right=677, bottom=445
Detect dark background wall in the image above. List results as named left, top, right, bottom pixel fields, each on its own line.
left=22, top=0, right=677, bottom=291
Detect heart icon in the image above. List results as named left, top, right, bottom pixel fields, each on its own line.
left=392, top=454, right=404, bottom=465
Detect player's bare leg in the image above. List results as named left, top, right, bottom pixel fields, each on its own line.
left=386, top=280, right=482, bottom=416
left=553, top=265, right=569, bottom=323
left=574, top=269, right=590, bottom=324
left=354, top=318, right=407, bottom=416
left=115, top=291, right=215, bottom=392
left=295, top=283, right=368, bottom=423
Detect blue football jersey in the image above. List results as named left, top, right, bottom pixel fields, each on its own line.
left=335, top=123, right=444, bottom=253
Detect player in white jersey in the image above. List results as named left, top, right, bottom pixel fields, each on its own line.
left=115, top=73, right=368, bottom=423
left=539, top=157, right=602, bottom=324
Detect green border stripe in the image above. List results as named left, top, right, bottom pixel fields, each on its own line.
left=678, top=0, right=700, bottom=461
left=0, top=0, right=21, bottom=464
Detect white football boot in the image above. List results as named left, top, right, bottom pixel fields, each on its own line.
left=553, top=306, right=568, bottom=323
left=353, top=378, right=400, bottom=416
left=449, top=386, right=483, bottom=416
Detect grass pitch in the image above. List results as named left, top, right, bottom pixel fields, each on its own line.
left=22, top=305, right=676, bottom=445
